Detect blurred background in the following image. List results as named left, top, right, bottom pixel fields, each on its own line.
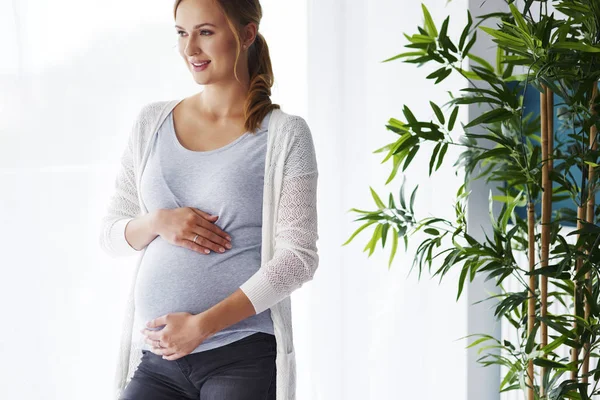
left=0, top=0, right=517, bottom=398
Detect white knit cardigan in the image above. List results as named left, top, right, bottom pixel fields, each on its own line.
left=99, top=99, right=319, bottom=400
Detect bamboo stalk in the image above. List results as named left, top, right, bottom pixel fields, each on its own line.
left=528, top=199, right=536, bottom=400
left=582, top=82, right=598, bottom=383
left=572, top=205, right=585, bottom=381
left=540, top=85, right=550, bottom=396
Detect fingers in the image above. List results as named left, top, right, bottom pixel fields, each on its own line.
left=189, top=207, right=218, bottom=221
left=193, top=226, right=232, bottom=251
left=186, top=229, right=230, bottom=254
left=179, top=238, right=213, bottom=254
left=182, top=208, right=232, bottom=254
left=199, top=218, right=231, bottom=242
left=189, top=208, right=231, bottom=241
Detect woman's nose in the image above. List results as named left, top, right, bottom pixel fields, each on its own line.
left=184, top=41, right=200, bottom=57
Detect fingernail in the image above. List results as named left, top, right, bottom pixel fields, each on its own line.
left=226, top=236, right=231, bottom=241
left=225, top=243, right=232, bottom=249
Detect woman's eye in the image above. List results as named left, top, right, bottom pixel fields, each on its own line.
left=176, top=30, right=212, bottom=37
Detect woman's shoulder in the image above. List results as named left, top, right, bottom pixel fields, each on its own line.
left=271, top=108, right=312, bottom=138
left=136, top=99, right=178, bottom=123
left=130, top=99, right=180, bottom=144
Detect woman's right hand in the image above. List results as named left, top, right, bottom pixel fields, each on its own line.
left=152, top=207, right=232, bottom=254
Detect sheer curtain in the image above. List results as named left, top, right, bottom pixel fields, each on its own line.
left=2, top=0, right=476, bottom=399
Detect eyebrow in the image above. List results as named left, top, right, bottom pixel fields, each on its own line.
left=174, top=23, right=216, bottom=30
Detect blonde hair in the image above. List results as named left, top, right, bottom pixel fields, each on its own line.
left=173, top=0, right=280, bottom=134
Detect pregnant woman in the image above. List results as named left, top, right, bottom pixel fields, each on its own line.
left=98, top=0, right=319, bottom=399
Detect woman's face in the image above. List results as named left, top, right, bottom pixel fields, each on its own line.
left=174, top=0, right=244, bottom=85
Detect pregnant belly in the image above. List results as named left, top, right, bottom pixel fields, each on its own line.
left=134, top=237, right=261, bottom=326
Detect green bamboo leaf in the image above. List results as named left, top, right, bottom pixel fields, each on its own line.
left=393, top=135, right=419, bottom=156
left=532, top=358, right=571, bottom=370
left=496, top=39, right=503, bottom=75
left=541, top=335, right=567, bottom=355
left=429, top=142, right=441, bottom=175
left=385, top=154, right=403, bottom=184
left=464, top=108, right=513, bottom=128
left=367, top=224, right=383, bottom=256
left=466, top=335, right=494, bottom=349
left=430, top=101, right=445, bottom=124
left=552, top=41, right=600, bottom=53
left=457, top=264, right=469, bottom=300
left=460, top=70, right=485, bottom=81
left=403, top=105, right=418, bottom=126
left=409, top=185, right=418, bottom=213
left=373, top=143, right=393, bottom=154
left=388, top=228, right=398, bottom=269
left=427, top=66, right=447, bottom=80
left=402, top=145, right=420, bottom=171
left=388, top=117, right=407, bottom=131
left=509, top=4, right=528, bottom=33
left=504, top=74, right=529, bottom=82
left=342, top=220, right=377, bottom=246
left=421, top=3, right=438, bottom=37
left=467, top=53, right=494, bottom=72
left=525, top=322, right=539, bottom=353
left=448, top=107, right=459, bottom=130
left=500, top=364, right=517, bottom=390
left=438, top=16, right=449, bottom=42
left=458, top=11, right=472, bottom=51
left=463, top=31, right=477, bottom=55
left=500, top=190, right=524, bottom=232
left=434, top=68, right=452, bottom=84
left=348, top=207, right=373, bottom=214
left=370, top=187, right=386, bottom=210
left=382, top=135, right=409, bottom=163
left=452, top=96, right=503, bottom=105
left=399, top=179, right=407, bottom=209
left=479, top=26, right=525, bottom=47
left=409, top=34, right=437, bottom=43
left=381, top=223, right=389, bottom=248
left=435, top=143, right=448, bottom=171
left=381, top=51, right=426, bottom=63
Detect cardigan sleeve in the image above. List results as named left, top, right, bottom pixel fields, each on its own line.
left=239, top=116, right=320, bottom=314
left=98, top=107, right=145, bottom=257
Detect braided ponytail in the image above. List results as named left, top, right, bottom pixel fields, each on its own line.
left=244, top=32, right=280, bottom=133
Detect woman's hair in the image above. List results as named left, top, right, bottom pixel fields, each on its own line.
left=173, top=0, right=280, bottom=134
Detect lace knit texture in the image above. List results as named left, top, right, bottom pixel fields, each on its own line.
left=99, top=99, right=319, bottom=400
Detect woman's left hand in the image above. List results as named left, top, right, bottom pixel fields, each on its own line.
left=140, top=311, right=214, bottom=361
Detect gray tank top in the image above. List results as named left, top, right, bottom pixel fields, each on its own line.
left=135, top=109, right=274, bottom=354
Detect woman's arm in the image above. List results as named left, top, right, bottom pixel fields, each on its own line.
left=123, top=211, right=160, bottom=251
left=239, top=116, right=320, bottom=314
left=99, top=106, right=147, bottom=257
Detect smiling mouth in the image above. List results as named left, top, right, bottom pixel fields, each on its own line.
left=191, top=61, right=210, bottom=67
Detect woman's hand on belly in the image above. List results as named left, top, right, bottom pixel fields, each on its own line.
left=140, top=311, right=216, bottom=361
left=153, top=207, right=233, bottom=254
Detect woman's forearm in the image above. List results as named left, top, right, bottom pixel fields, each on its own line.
left=124, top=210, right=160, bottom=251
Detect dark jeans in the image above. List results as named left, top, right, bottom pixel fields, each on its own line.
left=119, top=332, right=277, bottom=400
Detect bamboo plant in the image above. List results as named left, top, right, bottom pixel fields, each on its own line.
left=342, top=1, right=600, bottom=398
